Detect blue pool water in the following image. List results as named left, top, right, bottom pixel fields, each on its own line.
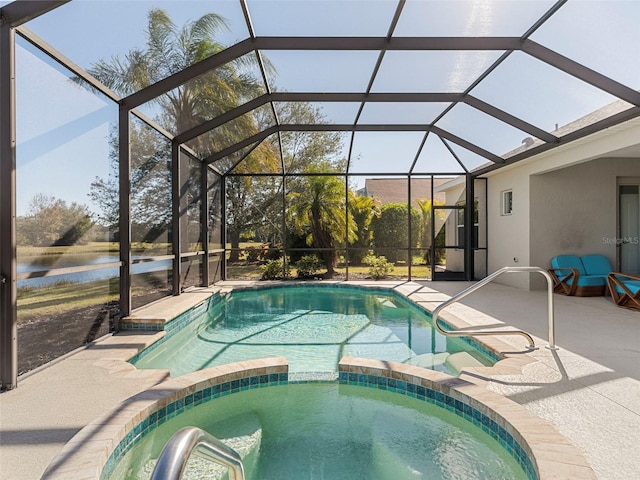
left=131, top=285, right=498, bottom=376
left=110, top=382, right=529, bottom=480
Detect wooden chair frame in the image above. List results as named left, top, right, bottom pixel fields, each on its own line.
left=548, top=267, right=579, bottom=296
left=607, top=272, right=640, bottom=311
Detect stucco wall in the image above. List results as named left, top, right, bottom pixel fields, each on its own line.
left=529, top=158, right=639, bottom=288
left=487, top=167, right=532, bottom=289
left=441, top=118, right=640, bottom=289
left=483, top=117, right=640, bottom=289
left=486, top=157, right=640, bottom=289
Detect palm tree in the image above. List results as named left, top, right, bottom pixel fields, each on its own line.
left=88, top=9, right=279, bottom=255
left=348, top=195, right=380, bottom=265
left=287, top=163, right=356, bottom=278
left=416, top=198, right=446, bottom=264
left=90, top=9, right=265, bottom=148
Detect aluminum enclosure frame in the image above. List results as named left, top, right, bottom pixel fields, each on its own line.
left=3, top=0, right=640, bottom=389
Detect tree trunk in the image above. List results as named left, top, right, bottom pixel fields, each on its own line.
left=228, top=229, right=241, bottom=262
left=321, top=249, right=337, bottom=278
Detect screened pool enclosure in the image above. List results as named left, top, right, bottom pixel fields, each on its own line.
left=2, top=0, right=640, bottom=388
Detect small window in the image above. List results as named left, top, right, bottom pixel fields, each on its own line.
left=502, top=190, right=513, bottom=215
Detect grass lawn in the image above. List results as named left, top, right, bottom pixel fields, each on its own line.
left=17, top=278, right=118, bottom=323
left=17, top=241, right=175, bottom=258
left=226, top=263, right=432, bottom=280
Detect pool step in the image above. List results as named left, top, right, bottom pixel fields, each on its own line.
left=404, top=351, right=486, bottom=375
left=405, top=352, right=450, bottom=369
left=444, top=351, right=486, bottom=375
left=376, top=296, right=412, bottom=318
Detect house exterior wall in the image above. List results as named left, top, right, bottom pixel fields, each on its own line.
left=529, top=158, right=639, bottom=288
left=485, top=118, right=640, bottom=289
left=487, top=167, right=532, bottom=289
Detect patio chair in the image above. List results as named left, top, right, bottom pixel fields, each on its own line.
left=581, top=254, right=613, bottom=296
left=548, top=254, right=609, bottom=296
left=607, top=272, right=640, bottom=311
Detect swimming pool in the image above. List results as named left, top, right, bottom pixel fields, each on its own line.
left=130, top=284, right=499, bottom=376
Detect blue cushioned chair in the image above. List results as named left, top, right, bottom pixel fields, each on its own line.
left=549, top=254, right=611, bottom=296
left=607, top=272, right=640, bottom=311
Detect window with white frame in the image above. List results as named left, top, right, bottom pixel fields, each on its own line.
left=502, top=189, right=513, bottom=215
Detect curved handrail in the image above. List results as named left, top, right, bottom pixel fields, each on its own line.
left=432, top=266, right=558, bottom=350
left=151, top=426, right=245, bottom=480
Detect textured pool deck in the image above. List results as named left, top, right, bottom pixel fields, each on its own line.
left=0, top=281, right=638, bottom=479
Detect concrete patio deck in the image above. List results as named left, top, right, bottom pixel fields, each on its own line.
left=0, top=281, right=638, bottom=479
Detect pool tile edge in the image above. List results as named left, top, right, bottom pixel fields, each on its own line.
left=339, top=357, right=597, bottom=480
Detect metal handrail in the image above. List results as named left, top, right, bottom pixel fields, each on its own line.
left=151, top=427, right=245, bottom=480
left=432, top=266, right=558, bottom=350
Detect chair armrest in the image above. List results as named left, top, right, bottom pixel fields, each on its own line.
left=607, top=272, right=640, bottom=282
left=548, top=267, right=579, bottom=295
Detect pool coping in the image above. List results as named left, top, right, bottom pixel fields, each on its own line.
left=41, top=356, right=596, bottom=479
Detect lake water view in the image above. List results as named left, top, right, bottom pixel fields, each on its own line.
left=17, top=253, right=172, bottom=288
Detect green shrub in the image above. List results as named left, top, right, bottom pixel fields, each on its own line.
left=265, top=245, right=283, bottom=260
left=371, top=203, right=421, bottom=263
left=245, top=244, right=269, bottom=263
left=294, top=254, right=323, bottom=278
left=363, top=254, right=394, bottom=280
left=260, top=257, right=291, bottom=280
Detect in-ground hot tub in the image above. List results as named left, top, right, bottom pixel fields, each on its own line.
left=43, top=357, right=597, bottom=480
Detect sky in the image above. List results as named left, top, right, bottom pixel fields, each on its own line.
left=12, top=0, right=640, bottom=216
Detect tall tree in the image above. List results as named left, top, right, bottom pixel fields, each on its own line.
left=371, top=203, right=421, bottom=264
left=90, top=9, right=265, bottom=143
left=17, top=194, right=94, bottom=247
left=88, top=9, right=275, bottom=250
left=224, top=102, right=346, bottom=261
left=287, top=162, right=355, bottom=278
left=89, top=122, right=171, bottom=244
left=348, top=195, right=380, bottom=265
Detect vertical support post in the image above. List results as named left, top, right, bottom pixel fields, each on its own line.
left=171, top=143, right=181, bottom=294
left=344, top=174, right=349, bottom=280
left=220, top=174, right=227, bottom=280
left=407, top=175, right=412, bottom=280
left=430, top=176, right=435, bottom=279
left=118, top=106, right=132, bottom=317
left=0, top=23, right=17, bottom=389
left=281, top=174, right=287, bottom=277
left=201, top=161, right=210, bottom=286
left=464, top=173, right=475, bottom=281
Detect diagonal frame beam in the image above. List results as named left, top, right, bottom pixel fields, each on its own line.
left=522, top=39, right=640, bottom=108
left=205, top=123, right=504, bottom=165
left=0, top=0, right=69, bottom=27
left=123, top=36, right=523, bottom=110
left=465, top=95, right=558, bottom=143
left=431, top=126, right=505, bottom=164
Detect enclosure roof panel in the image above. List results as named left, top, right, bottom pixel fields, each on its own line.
left=9, top=0, right=640, bottom=176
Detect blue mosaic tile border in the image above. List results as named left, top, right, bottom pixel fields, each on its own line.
left=100, top=371, right=288, bottom=480
left=126, top=294, right=223, bottom=364
left=338, top=372, right=538, bottom=480
left=120, top=293, right=222, bottom=334
left=100, top=371, right=537, bottom=480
